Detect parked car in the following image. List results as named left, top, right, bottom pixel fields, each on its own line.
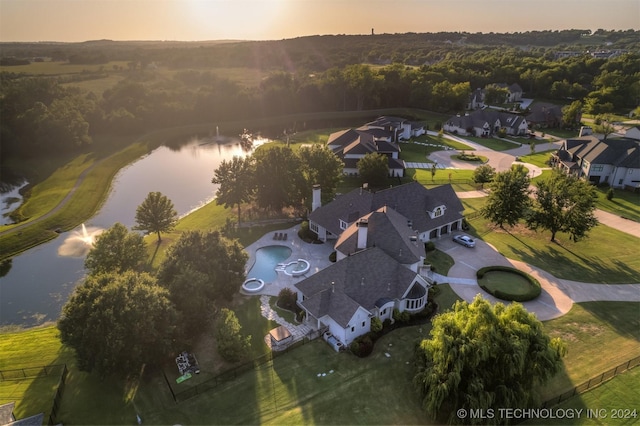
left=453, top=234, right=476, bottom=248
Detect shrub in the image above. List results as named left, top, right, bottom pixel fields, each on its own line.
left=277, top=288, right=297, bottom=312
left=298, top=220, right=318, bottom=242
left=393, top=308, right=411, bottom=324
left=606, top=188, right=614, bottom=201
left=424, top=241, right=436, bottom=252
left=476, top=265, right=541, bottom=302
left=329, top=251, right=337, bottom=262
left=350, top=334, right=374, bottom=357
left=370, top=316, right=383, bottom=333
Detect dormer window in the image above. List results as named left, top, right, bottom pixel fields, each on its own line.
left=428, top=205, right=446, bottom=219
left=339, top=219, right=348, bottom=230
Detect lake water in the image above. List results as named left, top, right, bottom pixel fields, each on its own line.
left=0, top=136, right=263, bottom=327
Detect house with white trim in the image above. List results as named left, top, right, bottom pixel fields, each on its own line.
left=551, top=135, right=640, bottom=189
left=297, top=182, right=465, bottom=347
left=443, top=109, right=528, bottom=137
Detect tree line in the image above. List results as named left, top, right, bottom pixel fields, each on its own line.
left=2, top=40, right=637, bottom=163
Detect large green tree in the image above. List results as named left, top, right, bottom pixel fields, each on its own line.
left=481, top=164, right=531, bottom=228
left=472, top=164, right=496, bottom=189
left=297, top=144, right=344, bottom=205
left=215, top=308, right=251, bottom=363
left=413, top=296, right=566, bottom=425
left=527, top=170, right=598, bottom=242
left=157, top=230, right=248, bottom=339
left=134, top=191, right=178, bottom=242
left=357, top=152, right=389, bottom=188
left=252, top=145, right=305, bottom=211
left=84, top=222, right=146, bottom=275
left=561, top=100, right=583, bottom=129
left=212, top=156, right=254, bottom=225
left=58, top=271, right=177, bottom=377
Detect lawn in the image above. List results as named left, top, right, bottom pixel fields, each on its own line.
left=461, top=197, right=640, bottom=283
left=518, top=150, right=554, bottom=168
left=462, top=135, right=523, bottom=151
left=594, top=186, right=640, bottom=223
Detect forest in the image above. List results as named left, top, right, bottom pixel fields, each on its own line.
left=1, top=29, right=639, bottom=180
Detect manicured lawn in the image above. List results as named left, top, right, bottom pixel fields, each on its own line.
left=461, top=197, right=640, bottom=283
left=594, top=186, right=640, bottom=223
left=539, top=302, right=640, bottom=403
left=400, top=141, right=436, bottom=162
left=478, top=270, right=535, bottom=297
left=426, top=249, right=455, bottom=276
left=526, top=368, right=640, bottom=425
left=462, top=136, right=523, bottom=151
left=518, top=150, right=554, bottom=167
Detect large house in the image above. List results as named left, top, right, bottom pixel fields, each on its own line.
left=297, top=182, right=465, bottom=347
left=443, top=109, right=529, bottom=137
left=467, top=83, right=523, bottom=109
left=326, top=116, right=426, bottom=178
left=526, top=102, right=565, bottom=128
left=551, top=135, right=640, bottom=189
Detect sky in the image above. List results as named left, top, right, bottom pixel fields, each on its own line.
left=1, top=0, right=638, bottom=43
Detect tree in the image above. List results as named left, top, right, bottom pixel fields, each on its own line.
left=157, top=230, right=248, bottom=338
left=84, top=223, right=146, bottom=275
left=252, top=145, right=305, bottom=211
left=561, top=100, right=583, bottom=129
left=297, top=144, right=344, bottom=205
left=58, top=271, right=177, bottom=377
left=481, top=164, right=531, bottom=228
left=472, top=164, right=496, bottom=189
left=216, top=308, right=251, bottom=362
left=431, top=163, right=437, bottom=182
left=134, top=192, right=178, bottom=242
left=413, top=295, right=566, bottom=424
left=212, top=156, right=254, bottom=225
left=527, top=170, right=598, bottom=242
left=593, top=114, right=616, bottom=140
left=357, top=152, right=388, bottom=188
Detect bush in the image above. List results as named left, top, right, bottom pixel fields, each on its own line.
left=370, top=316, right=383, bottom=333
left=393, top=308, right=411, bottom=324
left=350, top=334, right=374, bottom=357
left=606, top=188, right=614, bottom=201
left=298, top=220, right=319, bottom=243
left=329, top=251, right=337, bottom=262
left=277, top=288, right=297, bottom=312
left=424, top=241, right=436, bottom=252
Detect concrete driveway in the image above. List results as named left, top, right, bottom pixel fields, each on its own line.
left=433, top=236, right=640, bottom=321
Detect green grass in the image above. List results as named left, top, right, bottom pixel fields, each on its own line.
left=426, top=249, right=455, bottom=276
left=526, top=368, right=640, bottom=425
left=462, top=136, right=523, bottom=151
left=518, top=150, right=554, bottom=168
left=594, top=186, right=640, bottom=223
left=461, top=197, right=640, bottom=283
left=539, top=302, right=640, bottom=402
left=477, top=268, right=541, bottom=301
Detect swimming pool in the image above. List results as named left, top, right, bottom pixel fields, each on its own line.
left=246, top=245, right=292, bottom=283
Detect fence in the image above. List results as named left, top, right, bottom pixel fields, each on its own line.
left=169, top=336, right=312, bottom=403
left=0, top=364, right=66, bottom=381
left=48, top=364, right=68, bottom=425
left=541, top=355, right=640, bottom=409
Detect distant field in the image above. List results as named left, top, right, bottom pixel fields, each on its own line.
left=0, top=61, right=130, bottom=75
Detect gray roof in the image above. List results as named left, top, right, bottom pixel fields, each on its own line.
left=335, top=206, right=425, bottom=264
left=561, top=136, right=640, bottom=168
left=526, top=102, right=563, bottom=124
left=295, top=247, right=422, bottom=327
left=310, top=181, right=464, bottom=237
left=446, top=109, right=525, bottom=132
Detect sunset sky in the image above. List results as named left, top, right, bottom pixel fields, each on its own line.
left=1, top=0, right=638, bottom=42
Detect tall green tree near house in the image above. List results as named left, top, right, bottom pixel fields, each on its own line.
left=215, top=308, right=251, bottom=363
left=212, top=156, right=254, bottom=225
left=481, top=164, right=531, bottom=228
left=58, top=271, right=178, bottom=378
left=561, top=100, right=583, bottom=128
left=357, top=152, right=389, bottom=188
left=134, top=191, right=178, bottom=243
left=527, top=170, right=598, bottom=242
left=297, top=144, right=344, bottom=205
left=84, top=222, right=146, bottom=275
left=252, top=145, right=306, bottom=211
left=472, top=164, right=495, bottom=189
left=413, top=295, right=566, bottom=425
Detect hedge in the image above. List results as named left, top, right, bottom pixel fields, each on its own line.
left=476, top=265, right=541, bottom=302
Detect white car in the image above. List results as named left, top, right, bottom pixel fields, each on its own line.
left=453, top=234, right=476, bottom=248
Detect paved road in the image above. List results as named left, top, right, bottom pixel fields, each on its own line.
left=434, top=238, right=640, bottom=321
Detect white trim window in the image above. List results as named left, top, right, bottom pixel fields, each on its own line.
left=339, top=219, right=348, bottom=230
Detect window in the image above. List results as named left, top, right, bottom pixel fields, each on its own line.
left=351, top=326, right=355, bottom=332
left=591, top=165, right=603, bottom=172
left=362, top=321, right=366, bottom=327
left=310, top=222, right=318, bottom=233
left=339, top=219, right=348, bottom=230
left=433, top=206, right=445, bottom=218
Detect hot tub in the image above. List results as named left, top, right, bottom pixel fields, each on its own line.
left=242, top=278, right=265, bottom=293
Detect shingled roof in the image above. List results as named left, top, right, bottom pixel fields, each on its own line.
left=562, top=136, right=640, bottom=167
left=309, top=181, right=464, bottom=237
left=295, top=247, right=422, bottom=327
left=335, top=206, right=425, bottom=264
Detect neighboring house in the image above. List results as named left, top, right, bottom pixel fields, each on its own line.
left=496, top=83, right=523, bottom=103
left=443, top=109, right=529, bottom=137
left=326, top=128, right=405, bottom=177
left=0, top=402, right=43, bottom=426
left=309, top=181, right=465, bottom=243
left=468, top=88, right=486, bottom=110
left=625, top=126, right=640, bottom=141
left=361, top=115, right=426, bottom=141
left=526, top=102, right=565, bottom=128
left=551, top=136, right=640, bottom=189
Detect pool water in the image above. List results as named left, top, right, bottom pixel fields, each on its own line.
left=247, top=245, right=292, bottom=282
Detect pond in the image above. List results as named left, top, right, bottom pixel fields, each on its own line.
left=0, top=136, right=265, bottom=328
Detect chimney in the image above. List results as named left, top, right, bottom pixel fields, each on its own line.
left=312, top=184, right=321, bottom=211
left=357, top=218, right=368, bottom=250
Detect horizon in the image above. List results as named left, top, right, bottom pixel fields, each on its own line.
left=1, top=0, right=638, bottom=44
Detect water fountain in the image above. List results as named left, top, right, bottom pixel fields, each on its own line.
left=57, top=224, right=103, bottom=257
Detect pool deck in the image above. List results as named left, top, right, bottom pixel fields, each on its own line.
left=242, top=224, right=335, bottom=297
